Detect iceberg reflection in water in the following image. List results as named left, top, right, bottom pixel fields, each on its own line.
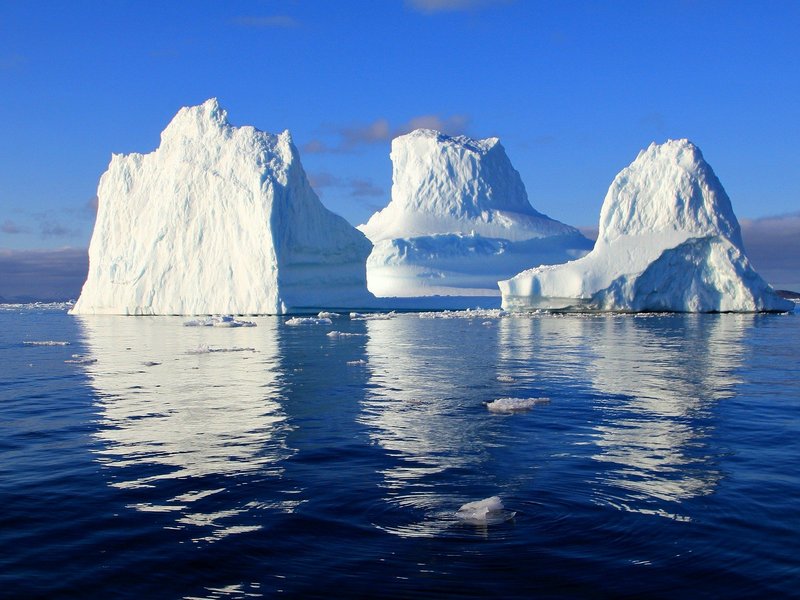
left=4, top=307, right=799, bottom=598
left=76, top=316, right=299, bottom=543
left=586, top=314, right=746, bottom=519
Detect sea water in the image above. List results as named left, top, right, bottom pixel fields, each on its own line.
left=1, top=306, right=799, bottom=598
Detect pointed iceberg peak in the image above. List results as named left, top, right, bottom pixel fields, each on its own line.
left=599, top=138, right=743, bottom=249
left=499, top=139, right=791, bottom=313
left=160, top=98, right=232, bottom=143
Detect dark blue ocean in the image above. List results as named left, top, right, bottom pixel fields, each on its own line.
left=2, top=306, right=799, bottom=599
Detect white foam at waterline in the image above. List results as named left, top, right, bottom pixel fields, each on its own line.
left=486, top=397, right=549, bottom=413
left=24, top=340, right=70, bottom=346
left=183, top=316, right=256, bottom=327
left=285, top=317, right=333, bottom=326
left=456, top=496, right=515, bottom=524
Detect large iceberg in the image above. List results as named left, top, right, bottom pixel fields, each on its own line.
left=358, top=129, right=592, bottom=297
left=72, top=99, right=374, bottom=315
left=499, top=139, right=792, bottom=313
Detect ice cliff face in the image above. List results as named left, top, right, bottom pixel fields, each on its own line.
left=71, top=99, right=373, bottom=315
left=358, top=129, right=592, bottom=297
left=500, top=139, right=792, bottom=312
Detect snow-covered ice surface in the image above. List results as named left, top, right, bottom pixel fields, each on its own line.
left=71, top=99, right=374, bottom=316
left=500, top=140, right=793, bottom=313
left=358, top=129, right=592, bottom=297
left=455, top=496, right=515, bottom=525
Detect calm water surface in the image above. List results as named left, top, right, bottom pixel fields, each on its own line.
left=1, top=307, right=799, bottom=598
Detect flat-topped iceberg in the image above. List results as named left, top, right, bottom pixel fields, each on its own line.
left=71, top=99, right=374, bottom=315
left=358, top=129, right=592, bottom=297
left=500, top=139, right=792, bottom=313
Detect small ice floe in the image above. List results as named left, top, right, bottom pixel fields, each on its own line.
left=496, top=374, right=515, bottom=383
left=285, top=317, right=332, bottom=326
left=326, top=331, right=365, bottom=338
left=187, top=344, right=256, bottom=354
left=183, top=315, right=256, bottom=327
left=64, top=354, right=97, bottom=365
left=347, top=359, right=367, bottom=366
left=24, top=340, right=70, bottom=346
left=486, top=397, right=549, bottom=413
left=317, top=311, right=341, bottom=319
left=349, top=311, right=395, bottom=321
left=456, top=496, right=515, bottom=525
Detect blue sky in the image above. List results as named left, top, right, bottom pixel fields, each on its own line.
left=1, top=0, right=798, bottom=295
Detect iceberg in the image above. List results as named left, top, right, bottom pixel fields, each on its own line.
left=358, top=129, right=593, bottom=297
left=500, top=139, right=793, bottom=313
left=71, top=99, right=374, bottom=315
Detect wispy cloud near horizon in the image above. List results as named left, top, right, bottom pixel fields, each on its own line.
left=303, top=114, right=470, bottom=154
left=405, top=0, right=512, bottom=14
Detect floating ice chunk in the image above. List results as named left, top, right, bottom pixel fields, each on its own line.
left=486, top=397, right=549, bottom=413
left=456, top=496, right=515, bottom=524
left=285, top=317, right=333, bottom=326
left=349, top=312, right=395, bottom=321
left=347, top=359, right=367, bottom=366
left=317, top=311, right=341, bottom=319
left=24, top=340, right=70, bottom=346
left=326, top=331, right=366, bottom=338
left=496, top=375, right=515, bottom=383
left=183, top=316, right=256, bottom=327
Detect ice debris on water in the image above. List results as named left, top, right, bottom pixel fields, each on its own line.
left=347, top=359, right=367, bottom=366
left=285, top=317, right=332, bottom=326
left=486, top=397, right=549, bottom=413
left=326, top=331, right=366, bottom=338
left=183, top=315, right=256, bottom=327
left=417, top=308, right=507, bottom=320
left=187, top=345, right=256, bottom=354
left=456, top=496, right=515, bottom=525
left=64, top=354, right=97, bottom=365
left=317, top=311, right=341, bottom=319
left=496, top=374, right=515, bottom=383
left=24, top=340, right=70, bottom=346
left=349, top=312, right=395, bottom=321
